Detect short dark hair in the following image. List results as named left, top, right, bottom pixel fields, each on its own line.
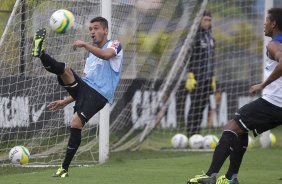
left=268, top=8, right=282, bottom=31
left=203, top=10, right=212, bottom=17
left=90, top=17, right=108, bottom=29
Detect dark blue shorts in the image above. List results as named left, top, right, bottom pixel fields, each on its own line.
left=233, top=97, right=282, bottom=136
left=57, top=70, right=107, bottom=124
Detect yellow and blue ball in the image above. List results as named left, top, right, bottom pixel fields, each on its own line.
left=9, top=146, right=30, bottom=165
left=50, top=9, right=74, bottom=33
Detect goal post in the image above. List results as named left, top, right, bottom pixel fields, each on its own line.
left=99, top=0, right=111, bottom=164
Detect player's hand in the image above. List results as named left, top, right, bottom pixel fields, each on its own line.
left=185, top=72, right=197, bottom=91
left=72, top=40, right=86, bottom=50
left=47, top=100, right=66, bottom=111
left=249, top=83, right=264, bottom=97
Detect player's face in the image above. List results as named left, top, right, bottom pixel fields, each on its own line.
left=89, top=22, right=108, bottom=45
left=264, top=15, right=274, bottom=37
left=200, top=16, right=212, bottom=31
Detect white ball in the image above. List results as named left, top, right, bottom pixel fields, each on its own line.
left=171, top=134, right=188, bottom=149
left=259, top=132, right=276, bottom=148
left=50, top=9, right=74, bottom=33
left=189, top=134, right=204, bottom=149
left=9, top=146, right=30, bottom=165
left=202, top=135, right=219, bottom=149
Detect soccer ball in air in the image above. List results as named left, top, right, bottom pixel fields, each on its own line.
left=202, top=135, right=219, bottom=150
left=9, top=146, right=30, bottom=165
left=50, top=9, right=74, bottom=33
left=188, top=134, right=204, bottom=149
left=259, top=132, right=276, bottom=148
left=171, top=134, right=188, bottom=149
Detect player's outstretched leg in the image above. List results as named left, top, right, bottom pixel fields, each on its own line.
left=32, top=28, right=66, bottom=75
left=216, top=175, right=239, bottom=184
left=187, top=173, right=216, bottom=184
left=32, top=28, right=46, bottom=57
left=52, top=166, right=69, bottom=178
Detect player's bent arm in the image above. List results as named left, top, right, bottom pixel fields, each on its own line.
left=48, top=96, right=74, bottom=111
left=64, top=96, right=75, bottom=105
left=262, top=42, right=282, bottom=88
left=85, top=43, right=116, bottom=60
left=73, top=40, right=116, bottom=60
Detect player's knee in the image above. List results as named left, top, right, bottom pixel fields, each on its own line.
left=71, top=122, right=83, bottom=129
left=60, top=66, right=72, bottom=76
left=70, top=114, right=84, bottom=129
left=224, top=119, right=244, bottom=133
left=238, top=133, right=248, bottom=148
left=58, top=67, right=77, bottom=85
left=64, top=66, right=71, bottom=74
left=47, top=62, right=65, bottom=75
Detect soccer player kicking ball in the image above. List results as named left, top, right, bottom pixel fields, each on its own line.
left=32, top=17, right=123, bottom=177
left=188, top=8, right=282, bottom=184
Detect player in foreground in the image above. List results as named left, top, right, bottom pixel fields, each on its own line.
left=32, top=17, right=123, bottom=177
left=187, top=7, right=282, bottom=184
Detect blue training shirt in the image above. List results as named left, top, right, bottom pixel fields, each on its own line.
left=82, top=40, right=123, bottom=104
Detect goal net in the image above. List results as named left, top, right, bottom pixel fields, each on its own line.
left=111, top=0, right=265, bottom=151
left=0, top=0, right=265, bottom=166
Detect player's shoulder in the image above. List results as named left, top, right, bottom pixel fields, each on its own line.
left=266, top=41, right=282, bottom=60
left=108, top=40, right=122, bottom=53
left=267, top=41, right=281, bottom=52
left=109, top=40, right=122, bottom=47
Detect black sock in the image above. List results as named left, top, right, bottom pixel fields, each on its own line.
left=225, top=133, right=248, bottom=180
left=206, top=131, right=238, bottom=176
left=39, top=53, right=65, bottom=75
left=62, top=128, right=82, bottom=171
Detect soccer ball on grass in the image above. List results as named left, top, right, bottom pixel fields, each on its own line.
left=259, top=132, right=276, bottom=148
left=202, top=134, right=219, bottom=149
left=171, top=134, right=188, bottom=149
left=188, top=134, right=204, bottom=149
left=9, top=146, right=30, bottom=165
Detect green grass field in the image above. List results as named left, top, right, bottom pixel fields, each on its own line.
left=1, top=149, right=282, bottom=184
left=1, top=127, right=282, bottom=184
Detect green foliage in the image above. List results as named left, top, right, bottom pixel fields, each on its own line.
left=118, top=30, right=173, bottom=78
left=136, top=31, right=171, bottom=59
left=213, top=22, right=263, bottom=56
left=0, top=0, right=16, bottom=36
left=0, top=0, right=16, bottom=10
left=207, top=0, right=243, bottom=18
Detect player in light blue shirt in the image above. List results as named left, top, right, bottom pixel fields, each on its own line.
left=32, top=17, right=123, bottom=177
